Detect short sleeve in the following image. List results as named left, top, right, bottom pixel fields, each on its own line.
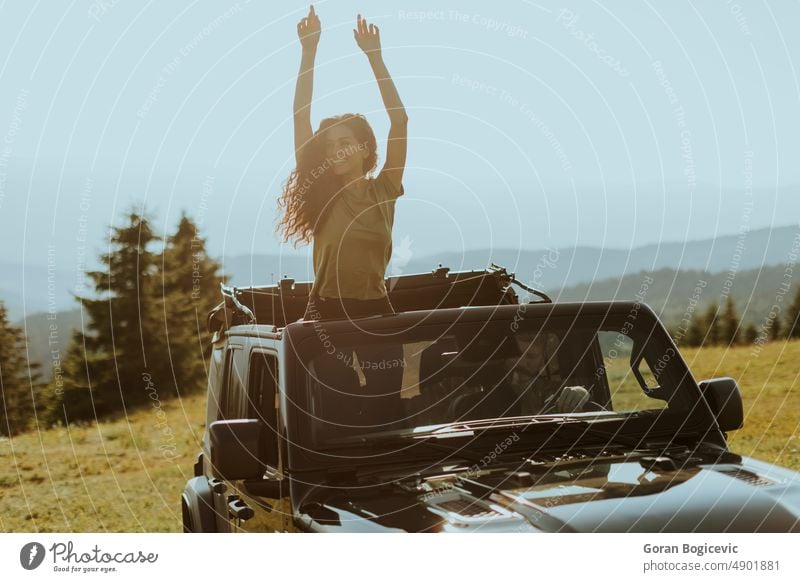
left=375, top=171, right=404, bottom=200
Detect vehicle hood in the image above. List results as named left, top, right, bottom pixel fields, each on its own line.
left=295, top=449, right=800, bottom=532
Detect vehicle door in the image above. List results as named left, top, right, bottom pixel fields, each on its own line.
left=210, top=342, right=246, bottom=532
left=231, top=348, right=297, bottom=532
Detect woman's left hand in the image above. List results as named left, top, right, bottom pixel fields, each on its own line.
left=354, top=14, right=381, bottom=57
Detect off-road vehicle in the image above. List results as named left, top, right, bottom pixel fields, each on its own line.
left=182, top=263, right=800, bottom=532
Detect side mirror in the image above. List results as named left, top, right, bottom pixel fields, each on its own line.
left=209, top=419, right=266, bottom=481
left=698, top=377, right=744, bottom=432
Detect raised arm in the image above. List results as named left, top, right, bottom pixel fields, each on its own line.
left=294, top=5, right=321, bottom=166
left=354, top=14, right=408, bottom=190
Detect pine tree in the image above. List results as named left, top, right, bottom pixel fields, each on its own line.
left=0, top=302, right=44, bottom=436
left=769, top=313, right=783, bottom=341
left=54, top=329, right=107, bottom=423
left=157, top=212, right=227, bottom=396
left=702, top=303, right=721, bottom=346
left=56, top=207, right=165, bottom=422
left=786, top=286, right=800, bottom=340
left=720, top=296, right=740, bottom=346
left=685, top=311, right=706, bottom=347
left=743, top=321, right=759, bottom=344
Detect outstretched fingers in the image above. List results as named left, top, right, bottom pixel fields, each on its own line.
left=354, top=13, right=382, bottom=55
left=356, top=15, right=378, bottom=37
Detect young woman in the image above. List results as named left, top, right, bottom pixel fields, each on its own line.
left=276, top=6, right=408, bottom=426
left=276, top=5, right=409, bottom=324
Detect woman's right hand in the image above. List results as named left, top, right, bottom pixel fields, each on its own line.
left=297, top=4, right=321, bottom=51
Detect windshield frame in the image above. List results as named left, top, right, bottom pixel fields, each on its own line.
left=283, top=302, right=718, bottom=464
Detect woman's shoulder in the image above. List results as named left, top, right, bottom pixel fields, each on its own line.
left=371, top=170, right=404, bottom=200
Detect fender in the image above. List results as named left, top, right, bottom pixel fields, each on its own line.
left=182, top=477, right=218, bottom=533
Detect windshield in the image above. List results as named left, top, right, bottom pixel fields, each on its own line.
left=299, top=311, right=697, bottom=448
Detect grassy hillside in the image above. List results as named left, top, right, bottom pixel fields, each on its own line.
left=681, top=340, right=800, bottom=471
left=0, top=392, right=207, bottom=532
left=1, top=340, right=798, bottom=532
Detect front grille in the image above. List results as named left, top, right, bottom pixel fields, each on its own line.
left=435, top=498, right=501, bottom=518
left=718, top=468, right=775, bottom=487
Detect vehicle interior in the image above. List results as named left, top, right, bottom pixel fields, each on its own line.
left=206, top=264, right=681, bottom=446
left=303, top=315, right=674, bottom=444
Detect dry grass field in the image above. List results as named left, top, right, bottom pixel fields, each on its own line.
left=0, top=392, right=207, bottom=532
left=681, top=339, right=800, bottom=473
left=1, top=339, right=798, bottom=532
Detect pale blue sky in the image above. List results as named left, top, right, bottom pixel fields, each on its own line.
left=0, top=0, right=798, bottom=271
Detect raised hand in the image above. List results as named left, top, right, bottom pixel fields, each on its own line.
left=355, top=12, right=407, bottom=189
left=354, top=13, right=381, bottom=57
left=294, top=5, right=320, bottom=165
left=297, top=4, right=321, bottom=51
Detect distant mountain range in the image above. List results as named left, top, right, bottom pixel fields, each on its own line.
left=5, top=224, right=797, bottom=321
left=18, top=309, right=83, bottom=382
left=0, top=261, right=77, bottom=322
left=558, top=264, right=796, bottom=328
left=6, top=224, right=799, bottom=380
left=222, top=223, right=800, bottom=292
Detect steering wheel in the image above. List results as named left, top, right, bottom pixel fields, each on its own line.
left=447, top=385, right=522, bottom=421
left=539, top=388, right=608, bottom=415
left=446, top=387, right=486, bottom=421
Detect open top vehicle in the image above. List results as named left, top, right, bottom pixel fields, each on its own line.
left=182, top=263, right=800, bottom=533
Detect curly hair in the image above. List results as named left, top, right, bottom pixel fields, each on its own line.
left=276, top=113, right=378, bottom=248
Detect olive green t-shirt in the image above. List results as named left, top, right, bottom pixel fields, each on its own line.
left=311, top=171, right=404, bottom=300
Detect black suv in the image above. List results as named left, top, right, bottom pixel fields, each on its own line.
left=182, top=264, right=800, bottom=533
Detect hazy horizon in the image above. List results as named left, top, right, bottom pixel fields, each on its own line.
left=2, top=1, right=799, bottom=271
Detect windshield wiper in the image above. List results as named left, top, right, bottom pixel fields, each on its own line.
left=410, top=415, right=646, bottom=449
left=326, top=430, right=490, bottom=463
left=325, top=413, right=649, bottom=453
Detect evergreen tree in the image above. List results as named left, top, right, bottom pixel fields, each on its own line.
left=157, top=212, right=227, bottom=395
left=53, top=329, right=105, bottom=423
left=769, top=313, right=783, bottom=341
left=719, top=295, right=740, bottom=346
left=0, top=302, right=44, bottom=436
left=702, top=303, right=721, bottom=346
left=685, top=311, right=706, bottom=347
left=743, top=321, right=759, bottom=344
left=786, top=285, right=800, bottom=340
left=57, top=207, right=165, bottom=422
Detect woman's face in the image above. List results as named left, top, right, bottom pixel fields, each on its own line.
left=323, top=124, right=368, bottom=179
